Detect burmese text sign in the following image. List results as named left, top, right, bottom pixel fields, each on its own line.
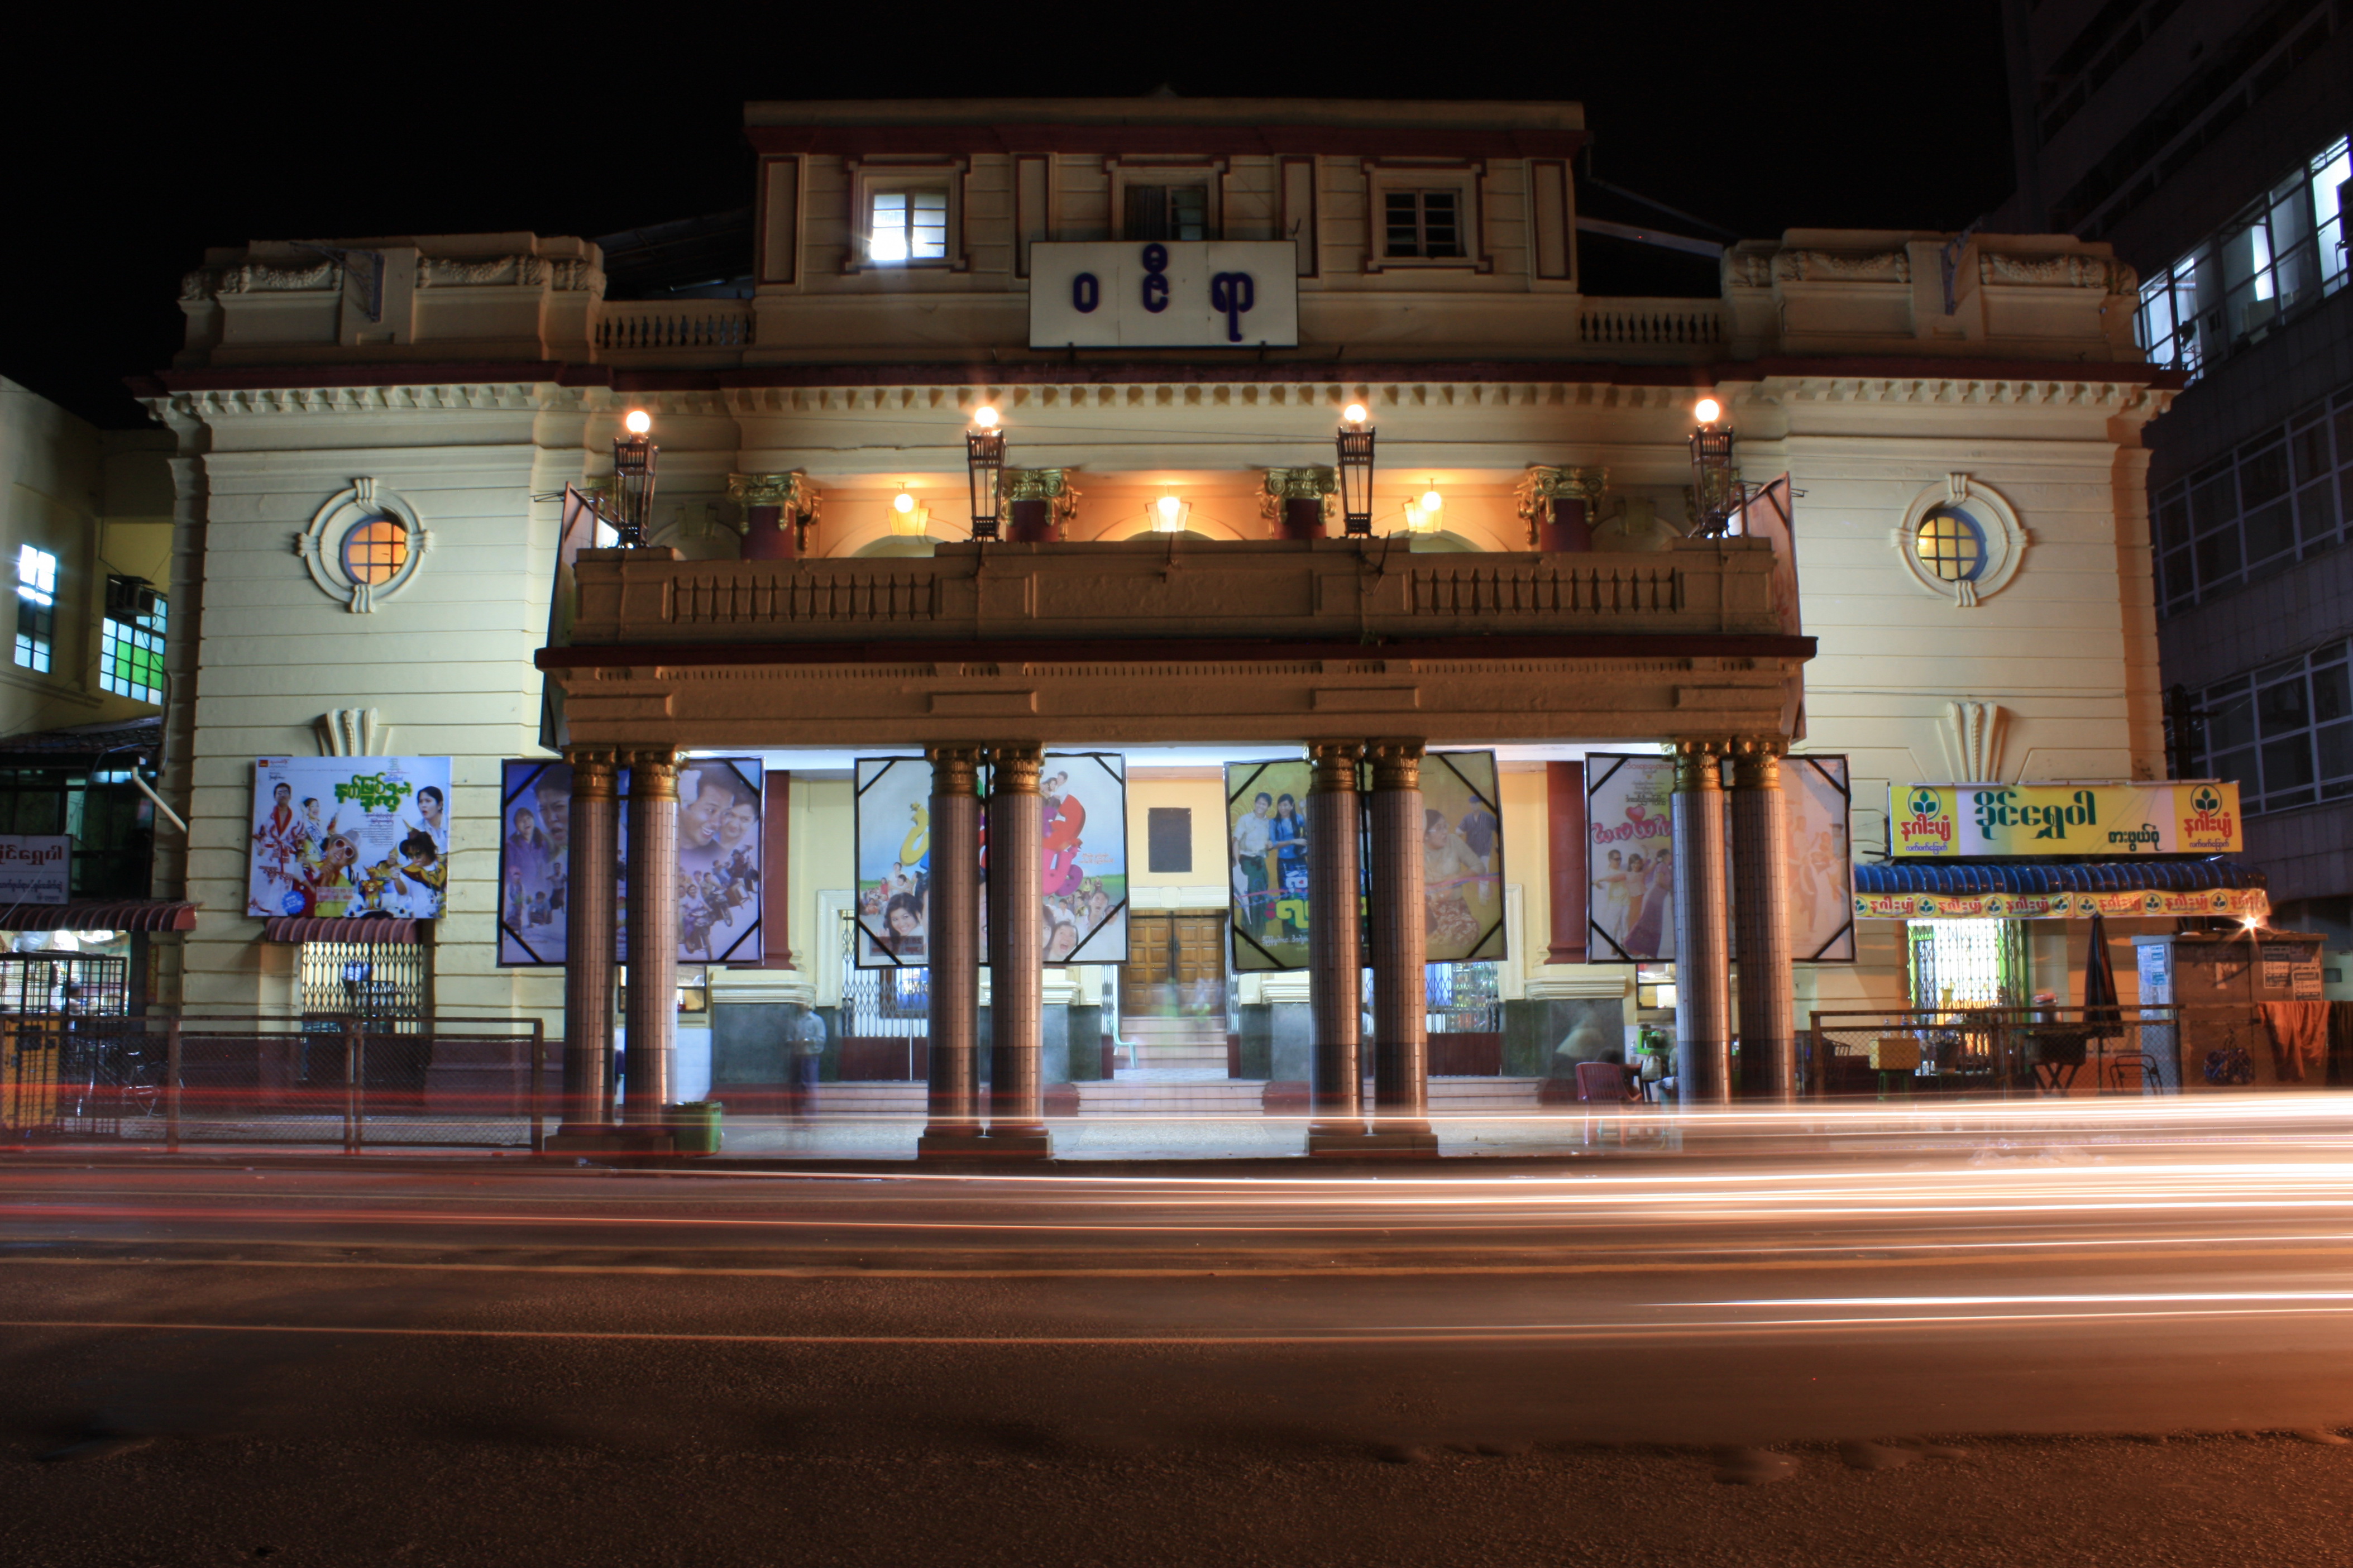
left=1890, top=781, right=2241, bottom=857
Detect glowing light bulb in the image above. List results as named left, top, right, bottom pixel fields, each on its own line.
left=1342, top=402, right=1369, bottom=426
left=1420, top=486, right=1443, bottom=514
left=973, top=405, right=999, bottom=430
left=1693, top=398, right=1722, bottom=425
left=624, top=409, right=652, bottom=436
left=1156, top=496, right=1182, bottom=522
left=893, top=490, right=916, bottom=514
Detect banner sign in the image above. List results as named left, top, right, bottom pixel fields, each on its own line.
left=0, top=836, right=71, bottom=906
left=496, top=757, right=763, bottom=966
left=1890, top=781, right=2241, bottom=857
left=1855, top=886, right=2269, bottom=921
left=1029, top=241, right=1300, bottom=348
left=1227, top=751, right=1502, bottom=973
left=1788, top=756, right=1855, bottom=963
left=854, top=753, right=1128, bottom=968
left=249, top=757, right=452, bottom=921
left=1588, top=752, right=1855, bottom=963
left=1586, top=754, right=1677, bottom=962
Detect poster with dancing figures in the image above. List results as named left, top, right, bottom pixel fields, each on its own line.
left=1584, top=752, right=1853, bottom=964
left=1226, top=750, right=1503, bottom=972
left=495, top=757, right=764, bottom=966
left=248, top=757, right=452, bottom=921
left=854, top=753, right=1128, bottom=968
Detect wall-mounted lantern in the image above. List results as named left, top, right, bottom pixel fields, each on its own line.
left=613, top=409, right=657, bottom=547
left=1335, top=402, right=1375, bottom=538
left=965, top=405, right=1006, bottom=541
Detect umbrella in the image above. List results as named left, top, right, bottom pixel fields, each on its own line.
left=2082, top=909, right=2122, bottom=1037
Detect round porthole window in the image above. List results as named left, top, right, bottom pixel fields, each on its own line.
left=1915, top=507, right=1986, bottom=583
left=1894, top=476, right=2025, bottom=608
left=298, top=479, right=430, bottom=613
left=340, top=517, right=410, bottom=586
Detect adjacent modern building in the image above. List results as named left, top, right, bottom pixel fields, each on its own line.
left=1998, top=0, right=2353, bottom=950
left=118, top=95, right=2192, bottom=1148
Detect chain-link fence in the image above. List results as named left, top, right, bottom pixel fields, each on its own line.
left=1803, top=1005, right=2185, bottom=1098
left=2, top=1012, right=548, bottom=1150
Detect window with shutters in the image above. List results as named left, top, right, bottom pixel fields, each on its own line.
left=868, top=188, right=950, bottom=265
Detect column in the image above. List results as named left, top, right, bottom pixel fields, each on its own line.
left=1262, top=467, right=1336, bottom=541
left=621, top=747, right=680, bottom=1125
left=1002, top=471, right=1074, bottom=544
left=1671, top=740, right=1732, bottom=1106
left=919, top=745, right=987, bottom=1155
left=1305, top=742, right=1364, bottom=1149
left=562, top=748, right=620, bottom=1126
left=1365, top=739, right=1437, bottom=1151
left=984, top=743, right=1050, bottom=1154
left=726, top=471, right=814, bottom=561
left=1730, top=739, right=1797, bottom=1099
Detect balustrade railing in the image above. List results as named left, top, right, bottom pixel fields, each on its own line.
left=592, top=302, right=753, bottom=354
left=1577, top=299, right=1725, bottom=348
left=1408, top=563, right=1680, bottom=615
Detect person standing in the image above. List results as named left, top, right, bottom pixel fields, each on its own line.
left=788, top=1003, right=828, bottom=1124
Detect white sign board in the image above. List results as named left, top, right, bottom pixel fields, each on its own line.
left=1029, top=241, right=1299, bottom=348
left=0, top=836, right=71, bottom=905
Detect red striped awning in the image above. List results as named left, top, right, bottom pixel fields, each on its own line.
left=0, top=900, right=199, bottom=933
left=261, top=916, right=425, bottom=944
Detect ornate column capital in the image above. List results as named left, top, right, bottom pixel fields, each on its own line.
left=1673, top=738, right=1728, bottom=792
left=1259, top=466, right=1339, bottom=522
left=566, top=747, right=620, bottom=798
left=726, top=470, right=817, bottom=512
left=989, top=743, right=1044, bottom=793
left=625, top=748, right=681, bottom=799
left=1365, top=738, right=1425, bottom=792
left=1000, top=469, right=1080, bottom=528
left=926, top=744, right=985, bottom=796
left=1516, top=465, right=1609, bottom=517
left=1308, top=741, right=1364, bottom=793
left=1728, top=736, right=1787, bottom=790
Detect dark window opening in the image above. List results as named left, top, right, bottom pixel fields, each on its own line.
left=1146, top=807, right=1193, bottom=874
left=1384, top=190, right=1465, bottom=259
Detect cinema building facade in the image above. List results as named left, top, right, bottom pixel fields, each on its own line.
left=135, top=97, right=2188, bottom=1153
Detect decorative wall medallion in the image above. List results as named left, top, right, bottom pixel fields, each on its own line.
left=294, top=477, right=430, bottom=613
left=1892, top=474, right=2026, bottom=608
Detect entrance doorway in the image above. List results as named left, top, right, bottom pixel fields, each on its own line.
left=1121, top=912, right=1227, bottom=1016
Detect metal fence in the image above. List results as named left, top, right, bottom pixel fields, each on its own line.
left=1, top=1012, right=549, bottom=1151
left=1804, top=1005, right=2185, bottom=1098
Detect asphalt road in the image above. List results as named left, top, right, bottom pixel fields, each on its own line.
left=6, top=1146, right=2353, bottom=1565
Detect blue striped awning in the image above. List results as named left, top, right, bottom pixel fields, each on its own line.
left=1855, top=857, right=2266, bottom=896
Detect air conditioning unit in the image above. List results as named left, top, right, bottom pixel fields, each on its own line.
left=104, top=575, right=161, bottom=619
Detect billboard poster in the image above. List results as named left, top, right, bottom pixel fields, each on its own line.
left=0, top=836, right=70, bottom=906
left=1889, top=781, right=2241, bottom=857
left=855, top=753, right=1128, bottom=968
left=248, top=757, right=452, bottom=920
left=854, top=757, right=933, bottom=967
left=1586, top=754, right=1677, bottom=962
left=495, top=757, right=763, bottom=966
left=1226, top=759, right=1313, bottom=973
left=1788, top=756, right=1855, bottom=963
left=1227, top=750, right=1501, bottom=972
left=1421, top=751, right=1506, bottom=964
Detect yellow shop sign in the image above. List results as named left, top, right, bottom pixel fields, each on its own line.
left=1888, top=781, right=2241, bottom=857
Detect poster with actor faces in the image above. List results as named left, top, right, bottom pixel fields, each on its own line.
left=248, top=757, right=452, bottom=921
left=854, top=753, right=1129, bottom=968
left=1226, top=752, right=1503, bottom=971
left=1584, top=751, right=1854, bottom=964
left=495, top=757, right=764, bottom=966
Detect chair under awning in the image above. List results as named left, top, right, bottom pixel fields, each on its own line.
left=0, top=900, right=200, bottom=933
left=261, top=916, right=427, bottom=944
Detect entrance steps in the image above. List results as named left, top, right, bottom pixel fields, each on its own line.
left=1119, top=1015, right=1230, bottom=1073
left=796, top=1077, right=1553, bottom=1120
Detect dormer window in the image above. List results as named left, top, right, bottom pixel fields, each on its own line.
left=869, top=188, right=949, bottom=264
left=1125, top=184, right=1210, bottom=241
left=1384, top=190, right=1464, bottom=259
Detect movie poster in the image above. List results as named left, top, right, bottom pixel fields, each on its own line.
left=854, top=753, right=1129, bottom=968
left=495, top=757, right=764, bottom=966
left=1421, top=750, right=1506, bottom=964
left=1226, top=750, right=1502, bottom=972
left=1585, top=752, right=1855, bottom=964
left=248, top=757, right=453, bottom=921
left=1586, top=753, right=1677, bottom=962
left=1226, top=759, right=1313, bottom=973
left=1787, top=754, right=1855, bottom=963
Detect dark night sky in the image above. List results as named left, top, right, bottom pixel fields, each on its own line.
left=4, top=4, right=2016, bottom=428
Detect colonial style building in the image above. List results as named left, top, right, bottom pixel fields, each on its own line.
left=131, top=96, right=2180, bottom=1151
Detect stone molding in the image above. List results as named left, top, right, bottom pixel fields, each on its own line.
left=1769, top=248, right=1911, bottom=284
left=293, top=476, right=431, bottom=614
left=1890, top=472, right=2028, bottom=608
left=1978, top=251, right=2136, bottom=293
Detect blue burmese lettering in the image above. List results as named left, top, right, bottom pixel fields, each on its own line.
left=1209, top=271, right=1255, bottom=342
left=1140, top=243, right=1170, bottom=313
left=1072, top=273, right=1099, bottom=313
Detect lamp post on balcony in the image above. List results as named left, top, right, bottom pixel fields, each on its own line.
left=613, top=409, right=657, bottom=548
left=1689, top=395, right=1740, bottom=537
left=1335, top=402, right=1375, bottom=538
left=965, top=405, right=1006, bottom=541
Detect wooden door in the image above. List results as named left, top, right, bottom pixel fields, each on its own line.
left=1122, top=913, right=1174, bottom=1014
left=1173, top=915, right=1225, bottom=989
